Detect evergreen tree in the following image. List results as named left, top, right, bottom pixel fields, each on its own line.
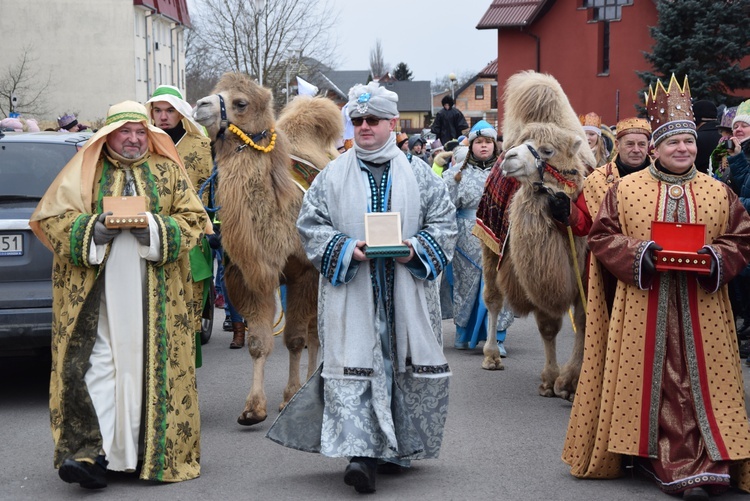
left=639, top=0, right=750, bottom=106
left=393, top=62, right=413, bottom=81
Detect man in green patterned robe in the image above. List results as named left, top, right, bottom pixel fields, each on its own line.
left=30, top=101, right=207, bottom=489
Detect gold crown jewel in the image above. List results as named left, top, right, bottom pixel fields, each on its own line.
left=645, top=74, right=696, bottom=146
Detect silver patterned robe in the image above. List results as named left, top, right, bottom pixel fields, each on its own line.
left=267, top=138, right=457, bottom=463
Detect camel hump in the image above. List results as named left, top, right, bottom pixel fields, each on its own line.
left=277, top=94, right=343, bottom=172
left=502, top=70, right=595, bottom=168
left=278, top=95, right=343, bottom=150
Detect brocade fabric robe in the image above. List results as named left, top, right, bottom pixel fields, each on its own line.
left=563, top=165, right=750, bottom=491
left=40, top=152, right=207, bottom=482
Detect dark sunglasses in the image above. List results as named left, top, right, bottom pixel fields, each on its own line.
left=351, top=116, right=384, bottom=126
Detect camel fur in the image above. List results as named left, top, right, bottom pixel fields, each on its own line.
left=479, top=72, right=589, bottom=401
left=193, top=73, right=340, bottom=425
left=277, top=94, right=342, bottom=170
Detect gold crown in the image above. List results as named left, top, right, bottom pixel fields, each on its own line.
left=645, top=74, right=695, bottom=145
left=579, top=112, right=601, bottom=128
left=615, top=117, right=651, bottom=139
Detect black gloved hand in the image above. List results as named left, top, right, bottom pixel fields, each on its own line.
left=207, top=232, right=222, bottom=249
left=93, top=212, right=121, bottom=245
left=642, top=242, right=663, bottom=276
left=130, top=223, right=150, bottom=247
left=696, top=247, right=717, bottom=280
left=547, top=191, right=571, bottom=224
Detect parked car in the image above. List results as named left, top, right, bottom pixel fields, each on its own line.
left=0, top=131, right=92, bottom=355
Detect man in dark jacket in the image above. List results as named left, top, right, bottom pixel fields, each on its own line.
left=431, top=95, right=468, bottom=146
left=693, top=99, right=721, bottom=173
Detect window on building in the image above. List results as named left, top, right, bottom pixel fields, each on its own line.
left=475, top=84, right=484, bottom=100
left=136, top=57, right=141, bottom=81
left=400, top=119, right=412, bottom=131
left=491, top=85, right=498, bottom=109
left=583, top=0, right=632, bottom=21
left=599, top=21, right=610, bottom=75
left=135, top=13, right=140, bottom=37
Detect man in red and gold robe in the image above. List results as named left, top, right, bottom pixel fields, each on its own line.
left=563, top=76, right=750, bottom=500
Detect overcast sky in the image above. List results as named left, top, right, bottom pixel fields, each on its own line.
left=187, top=0, right=496, bottom=84
left=324, top=0, right=496, bottom=83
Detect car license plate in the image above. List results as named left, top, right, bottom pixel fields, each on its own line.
left=0, top=233, right=23, bottom=256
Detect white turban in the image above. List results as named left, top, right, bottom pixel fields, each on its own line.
left=347, top=82, right=399, bottom=119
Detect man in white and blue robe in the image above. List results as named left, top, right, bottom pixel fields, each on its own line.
left=267, top=82, right=457, bottom=494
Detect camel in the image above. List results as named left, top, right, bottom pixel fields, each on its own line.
left=476, top=71, right=594, bottom=401
left=193, top=73, right=342, bottom=425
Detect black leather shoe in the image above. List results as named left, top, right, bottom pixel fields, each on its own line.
left=344, top=458, right=376, bottom=494
left=58, top=457, right=107, bottom=489
left=222, top=317, right=232, bottom=331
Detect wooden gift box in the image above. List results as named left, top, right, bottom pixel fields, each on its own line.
left=650, top=221, right=710, bottom=274
left=102, top=196, right=148, bottom=229
left=364, top=212, right=410, bottom=259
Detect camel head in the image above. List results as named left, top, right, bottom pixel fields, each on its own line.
left=501, top=122, right=586, bottom=196
left=194, top=72, right=275, bottom=142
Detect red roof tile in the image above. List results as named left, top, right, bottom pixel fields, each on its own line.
left=479, top=59, right=498, bottom=77
left=477, top=0, right=548, bottom=29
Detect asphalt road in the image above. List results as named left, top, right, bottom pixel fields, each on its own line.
left=2, top=309, right=750, bottom=500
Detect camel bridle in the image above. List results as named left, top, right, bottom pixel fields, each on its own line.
left=214, top=94, right=272, bottom=153
left=524, top=144, right=587, bottom=314
left=524, top=143, right=579, bottom=195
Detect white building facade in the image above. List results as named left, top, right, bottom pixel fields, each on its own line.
left=0, top=0, right=190, bottom=124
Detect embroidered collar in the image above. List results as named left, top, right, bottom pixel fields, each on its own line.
left=648, top=161, right=697, bottom=185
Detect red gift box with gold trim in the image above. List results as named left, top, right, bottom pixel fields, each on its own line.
left=650, top=221, right=711, bottom=275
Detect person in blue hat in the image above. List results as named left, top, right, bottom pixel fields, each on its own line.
left=443, top=120, right=514, bottom=354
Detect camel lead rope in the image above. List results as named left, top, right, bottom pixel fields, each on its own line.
left=567, top=225, right=587, bottom=317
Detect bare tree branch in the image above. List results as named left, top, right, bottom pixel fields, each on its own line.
left=188, top=0, right=339, bottom=107
left=0, top=45, right=51, bottom=118
left=369, top=39, right=386, bottom=79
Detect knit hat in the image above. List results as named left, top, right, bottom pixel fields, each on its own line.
left=718, top=106, right=738, bottom=132
left=733, top=99, right=750, bottom=129
left=645, top=74, right=696, bottom=146
left=468, top=120, right=497, bottom=142
left=396, top=132, right=409, bottom=148
left=57, top=113, right=79, bottom=131
left=615, top=117, right=651, bottom=139
left=579, top=112, right=602, bottom=136
left=146, top=84, right=206, bottom=136
left=692, top=100, right=717, bottom=123
left=431, top=138, right=443, bottom=152
left=347, top=82, right=399, bottom=119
